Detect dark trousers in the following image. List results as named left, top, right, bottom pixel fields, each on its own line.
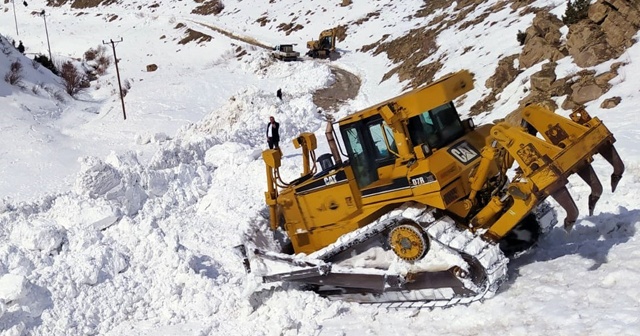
left=268, top=138, right=279, bottom=149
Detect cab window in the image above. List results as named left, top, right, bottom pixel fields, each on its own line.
left=343, top=126, right=377, bottom=188
left=408, top=102, right=464, bottom=149
left=368, top=122, right=397, bottom=161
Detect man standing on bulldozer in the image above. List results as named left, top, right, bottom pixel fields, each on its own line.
left=266, top=116, right=280, bottom=150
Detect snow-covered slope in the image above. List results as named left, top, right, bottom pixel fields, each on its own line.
left=1, top=0, right=640, bottom=335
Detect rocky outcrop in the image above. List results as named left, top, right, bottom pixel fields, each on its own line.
left=513, top=59, right=622, bottom=117
left=518, top=0, right=639, bottom=69
left=470, top=54, right=522, bottom=115
left=567, top=0, right=640, bottom=67
left=601, top=96, right=622, bottom=108
left=519, top=62, right=560, bottom=111
left=564, top=70, right=605, bottom=109
left=486, top=54, right=522, bottom=92
left=474, top=0, right=639, bottom=116
left=529, top=62, right=557, bottom=92
left=561, top=62, right=623, bottom=109
left=518, top=12, right=567, bottom=68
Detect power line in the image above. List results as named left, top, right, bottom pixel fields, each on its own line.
left=12, top=0, right=19, bottom=35
left=39, top=10, right=53, bottom=62
left=102, top=38, right=127, bottom=120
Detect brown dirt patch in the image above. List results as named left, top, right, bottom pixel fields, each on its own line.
left=46, top=0, right=118, bottom=7
left=191, top=0, right=224, bottom=16
left=353, top=11, right=380, bottom=26
left=371, top=28, right=441, bottom=89
left=276, top=22, right=304, bottom=36
left=333, top=25, right=348, bottom=43
left=357, top=0, right=484, bottom=89
left=178, top=28, right=213, bottom=45
left=256, top=16, right=271, bottom=27
left=46, top=0, right=67, bottom=6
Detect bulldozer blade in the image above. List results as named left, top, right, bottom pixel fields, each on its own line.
left=263, top=264, right=332, bottom=283
left=576, top=164, right=603, bottom=216
left=294, top=268, right=470, bottom=293
left=598, top=144, right=625, bottom=192
left=551, top=186, right=579, bottom=232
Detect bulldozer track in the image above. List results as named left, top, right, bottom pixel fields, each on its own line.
left=308, top=203, right=510, bottom=308
left=243, top=202, right=556, bottom=309
left=318, top=202, right=556, bottom=308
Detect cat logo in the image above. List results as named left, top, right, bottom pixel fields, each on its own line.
left=324, top=175, right=337, bottom=185
left=448, top=141, right=480, bottom=164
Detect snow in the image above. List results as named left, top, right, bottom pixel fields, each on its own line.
left=1, top=0, right=640, bottom=335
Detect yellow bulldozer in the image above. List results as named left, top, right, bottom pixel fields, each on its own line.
left=306, top=28, right=337, bottom=58
left=238, top=70, right=624, bottom=308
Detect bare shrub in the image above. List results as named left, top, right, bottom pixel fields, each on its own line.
left=84, top=48, right=98, bottom=61
left=95, top=55, right=111, bottom=75
left=34, top=54, right=58, bottom=75
left=121, top=79, right=132, bottom=97
left=4, top=61, right=23, bottom=85
left=84, top=45, right=107, bottom=61
left=0, top=37, right=12, bottom=56
left=53, top=89, right=67, bottom=102
left=32, top=83, right=42, bottom=95
left=84, top=45, right=110, bottom=75
left=517, top=30, right=527, bottom=46
left=59, top=61, right=87, bottom=95
left=42, top=84, right=67, bottom=102
left=85, top=67, right=99, bottom=81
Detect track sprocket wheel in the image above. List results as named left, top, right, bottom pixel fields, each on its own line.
left=388, top=224, right=429, bottom=261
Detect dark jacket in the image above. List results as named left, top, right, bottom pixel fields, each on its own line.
left=266, top=121, right=280, bottom=142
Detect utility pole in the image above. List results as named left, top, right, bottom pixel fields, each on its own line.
left=39, top=10, right=53, bottom=62
left=12, top=0, right=19, bottom=36
left=103, top=38, right=127, bottom=120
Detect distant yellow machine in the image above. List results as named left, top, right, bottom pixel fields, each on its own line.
left=306, top=28, right=337, bottom=58
left=240, top=70, right=624, bottom=308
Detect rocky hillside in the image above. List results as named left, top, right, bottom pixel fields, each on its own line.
left=6, top=0, right=640, bottom=119
left=474, top=0, right=640, bottom=118
left=354, top=0, right=640, bottom=118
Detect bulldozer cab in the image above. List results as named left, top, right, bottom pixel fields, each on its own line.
left=318, top=34, right=334, bottom=51
left=340, top=101, right=466, bottom=190
left=407, top=102, right=466, bottom=149
left=341, top=116, right=399, bottom=188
